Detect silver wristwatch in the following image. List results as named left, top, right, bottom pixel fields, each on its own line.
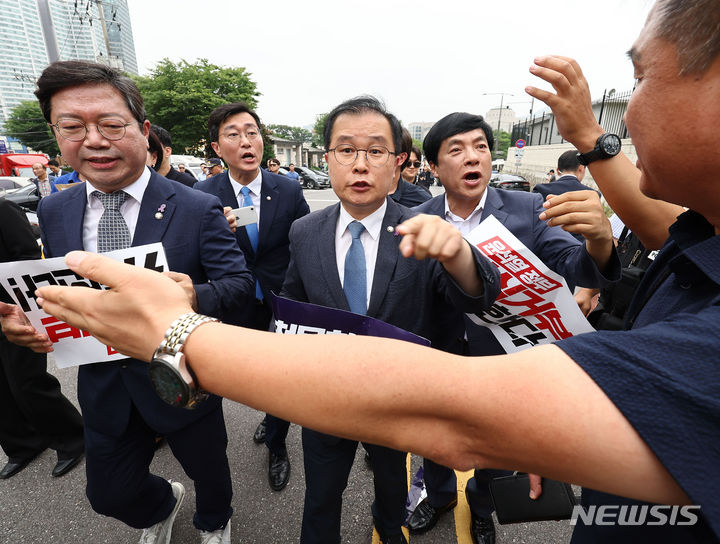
left=148, top=312, right=217, bottom=409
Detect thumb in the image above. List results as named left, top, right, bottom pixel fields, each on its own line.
left=64, top=250, right=151, bottom=288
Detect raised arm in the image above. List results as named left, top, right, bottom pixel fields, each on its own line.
left=526, top=55, right=683, bottom=248
left=35, top=250, right=688, bottom=506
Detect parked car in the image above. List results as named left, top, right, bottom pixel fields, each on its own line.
left=1, top=183, right=40, bottom=211
left=278, top=166, right=330, bottom=189
left=489, top=173, right=530, bottom=192
left=0, top=176, right=32, bottom=190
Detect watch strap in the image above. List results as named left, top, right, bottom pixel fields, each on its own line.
left=157, top=312, right=218, bottom=357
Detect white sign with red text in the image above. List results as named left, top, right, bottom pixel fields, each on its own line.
left=0, top=244, right=168, bottom=368
left=465, top=215, right=594, bottom=353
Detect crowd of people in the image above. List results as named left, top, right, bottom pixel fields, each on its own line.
left=0, top=1, right=718, bottom=543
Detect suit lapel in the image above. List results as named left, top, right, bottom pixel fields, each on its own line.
left=481, top=187, right=509, bottom=226
left=258, top=171, right=280, bottom=252
left=318, top=204, right=348, bottom=310
left=64, top=187, right=88, bottom=250
left=217, top=172, right=240, bottom=209
left=132, top=172, right=175, bottom=246
left=367, top=199, right=402, bottom=316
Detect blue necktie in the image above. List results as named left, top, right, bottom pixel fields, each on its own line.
left=343, top=221, right=367, bottom=315
left=240, top=186, right=263, bottom=300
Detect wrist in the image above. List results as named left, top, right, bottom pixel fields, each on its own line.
left=572, top=126, right=606, bottom=154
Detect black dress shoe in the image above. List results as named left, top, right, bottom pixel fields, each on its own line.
left=268, top=451, right=290, bottom=491
left=407, top=496, right=458, bottom=534
left=469, top=514, right=496, bottom=544
left=380, top=533, right=408, bottom=544
left=0, top=455, right=37, bottom=480
left=52, top=453, right=84, bottom=477
left=253, top=417, right=267, bottom=444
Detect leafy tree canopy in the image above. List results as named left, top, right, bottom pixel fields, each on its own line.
left=312, top=113, right=328, bottom=148
left=267, top=124, right=312, bottom=144
left=133, top=58, right=260, bottom=155
left=493, top=130, right=512, bottom=159
left=4, top=100, right=60, bottom=157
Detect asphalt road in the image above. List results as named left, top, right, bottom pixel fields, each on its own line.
left=0, top=185, right=575, bottom=543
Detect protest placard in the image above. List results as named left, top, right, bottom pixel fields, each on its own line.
left=465, top=215, right=594, bottom=353
left=0, top=243, right=168, bottom=368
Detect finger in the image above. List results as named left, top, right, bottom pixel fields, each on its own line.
left=62, top=251, right=153, bottom=289
left=35, top=284, right=98, bottom=332
left=528, top=474, right=543, bottom=500
left=395, top=214, right=426, bottom=237
left=411, top=220, right=439, bottom=261
left=532, top=55, right=581, bottom=86
left=398, top=233, right=416, bottom=259
left=525, top=85, right=557, bottom=106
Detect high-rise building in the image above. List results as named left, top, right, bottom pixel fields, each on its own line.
left=407, top=122, right=435, bottom=143
left=0, top=0, right=137, bottom=128
left=484, top=106, right=517, bottom=135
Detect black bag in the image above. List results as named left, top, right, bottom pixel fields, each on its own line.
left=587, top=227, right=657, bottom=330
left=489, top=473, right=578, bottom=524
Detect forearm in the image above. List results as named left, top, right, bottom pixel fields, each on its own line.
left=584, top=153, right=682, bottom=249
left=183, top=327, right=687, bottom=505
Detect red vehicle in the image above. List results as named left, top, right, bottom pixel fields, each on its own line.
left=0, top=153, right=48, bottom=177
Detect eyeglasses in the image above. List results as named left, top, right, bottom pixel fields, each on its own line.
left=328, top=144, right=396, bottom=166
left=50, top=119, right=135, bottom=141
left=407, top=160, right=421, bottom=168
left=221, top=128, right=260, bottom=142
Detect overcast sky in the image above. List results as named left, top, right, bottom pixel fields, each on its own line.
left=125, top=0, right=654, bottom=129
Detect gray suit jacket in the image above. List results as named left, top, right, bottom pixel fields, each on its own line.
left=280, top=197, right=500, bottom=343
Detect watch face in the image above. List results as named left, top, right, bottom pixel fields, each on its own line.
left=149, top=361, right=189, bottom=408
left=600, top=134, right=621, bottom=155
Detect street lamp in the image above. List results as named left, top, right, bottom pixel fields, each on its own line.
left=483, top=92, right=514, bottom=158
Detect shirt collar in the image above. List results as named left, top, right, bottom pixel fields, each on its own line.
left=85, top=166, right=151, bottom=205
left=338, top=199, right=387, bottom=241
left=443, top=189, right=487, bottom=223
left=229, top=169, right=262, bottom=198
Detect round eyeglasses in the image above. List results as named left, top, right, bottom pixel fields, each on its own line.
left=50, top=119, right=135, bottom=142
left=328, top=144, right=396, bottom=166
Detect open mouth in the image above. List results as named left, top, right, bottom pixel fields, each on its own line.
left=351, top=181, right=370, bottom=188
left=241, top=152, right=255, bottom=161
left=463, top=172, right=481, bottom=181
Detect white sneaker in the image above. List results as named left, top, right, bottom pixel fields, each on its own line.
left=139, top=481, right=186, bottom=544
left=199, top=519, right=231, bottom=544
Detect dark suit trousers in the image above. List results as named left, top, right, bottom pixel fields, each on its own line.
left=84, top=402, right=232, bottom=531
left=300, top=428, right=408, bottom=543
left=0, top=336, right=84, bottom=461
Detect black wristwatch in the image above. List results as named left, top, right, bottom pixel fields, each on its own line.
left=576, top=133, right=622, bottom=165
left=148, top=312, right=217, bottom=409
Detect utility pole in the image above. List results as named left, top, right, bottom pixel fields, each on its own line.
left=483, top=92, right=514, bottom=158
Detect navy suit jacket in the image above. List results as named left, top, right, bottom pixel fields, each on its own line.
left=194, top=169, right=310, bottom=326
left=37, top=170, right=254, bottom=434
left=280, top=198, right=500, bottom=343
left=532, top=175, right=600, bottom=199
left=415, top=188, right=620, bottom=355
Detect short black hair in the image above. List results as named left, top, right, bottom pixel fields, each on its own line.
left=48, top=159, right=60, bottom=167
left=147, top=129, right=165, bottom=172
left=423, top=112, right=494, bottom=165
left=208, top=102, right=261, bottom=143
left=151, top=124, right=172, bottom=148
left=323, top=95, right=402, bottom=154
left=557, top=150, right=582, bottom=173
left=35, top=60, right=145, bottom=124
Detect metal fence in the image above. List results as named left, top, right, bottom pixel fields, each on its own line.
left=510, top=88, right=634, bottom=147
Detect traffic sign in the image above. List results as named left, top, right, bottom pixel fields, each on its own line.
left=516, top=139, right=526, bottom=149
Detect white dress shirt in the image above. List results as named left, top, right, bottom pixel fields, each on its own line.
left=83, top=166, right=151, bottom=252
left=443, top=189, right=488, bottom=236
left=229, top=170, right=262, bottom=225
left=335, top=201, right=387, bottom=310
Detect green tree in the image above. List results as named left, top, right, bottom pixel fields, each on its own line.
left=133, top=59, right=260, bottom=154
left=412, top=139, right=423, bottom=155
left=493, top=129, right=511, bottom=159
left=4, top=100, right=60, bottom=156
left=312, top=113, right=328, bottom=148
left=268, top=124, right=312, bottom=143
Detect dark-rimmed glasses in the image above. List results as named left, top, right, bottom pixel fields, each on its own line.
left=407, top=160, right=421, bottom=168
left=49, top=119, right=135, bottom=141
left=328, top=144, right=396, bottom=166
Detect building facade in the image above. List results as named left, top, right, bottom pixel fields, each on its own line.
left=484, top=106, right=517, bottom=135
left=0, top=0, right=137, bottom=128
